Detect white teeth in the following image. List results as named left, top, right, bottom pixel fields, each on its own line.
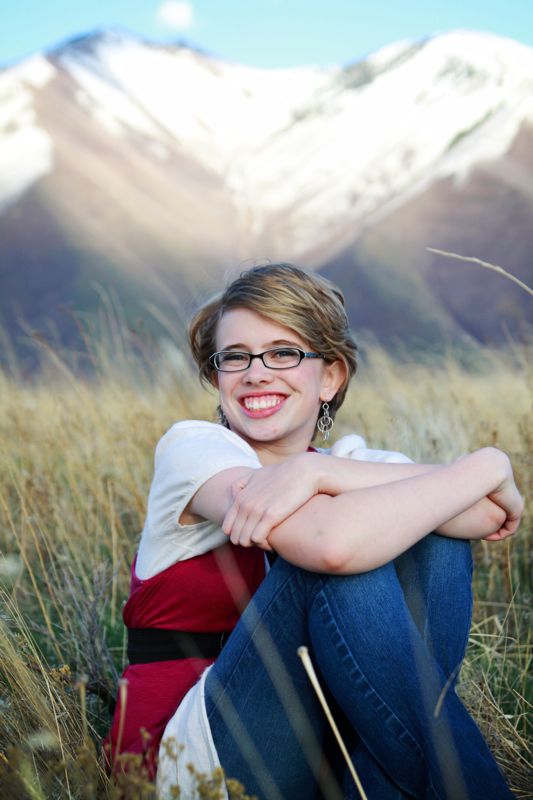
left=243, top=395, right=283, bottom=410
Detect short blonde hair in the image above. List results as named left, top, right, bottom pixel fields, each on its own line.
left=189, top=263, right=358, bottom=417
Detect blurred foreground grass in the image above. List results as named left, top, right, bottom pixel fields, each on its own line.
left=0, top=329, right=531, bottom=798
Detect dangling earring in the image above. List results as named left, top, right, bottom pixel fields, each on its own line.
left=217, top=405, right=229, bottom=428
left=317, top=402, right=334, bottom=441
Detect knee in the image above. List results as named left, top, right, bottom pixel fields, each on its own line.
left=412, top=534, right=473, bottom=586
left=428, top=533, right=472, bottom=566
left=318, top=560, right=399, bottom=601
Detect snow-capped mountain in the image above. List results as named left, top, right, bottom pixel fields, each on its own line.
left=1, top=29, right=532, bottom=358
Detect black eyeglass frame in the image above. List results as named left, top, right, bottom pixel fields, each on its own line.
left=209, top=347, right=325, bottom=372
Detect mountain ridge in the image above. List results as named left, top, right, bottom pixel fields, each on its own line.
left=1, top=28, right=532, bottom=365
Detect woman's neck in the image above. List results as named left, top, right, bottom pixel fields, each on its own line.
left=238, top=435, right=313, bottom=466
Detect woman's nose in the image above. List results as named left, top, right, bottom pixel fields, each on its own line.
left=243, top=357, right=273, bottom=382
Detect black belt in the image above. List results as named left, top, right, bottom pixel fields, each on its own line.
left=127, top=627, right=232, bottom=664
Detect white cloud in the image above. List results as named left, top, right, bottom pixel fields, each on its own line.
left=156, top=1, right=194, bottom=31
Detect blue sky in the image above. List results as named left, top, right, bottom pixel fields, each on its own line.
left=3, top=0, right=533, bottom=69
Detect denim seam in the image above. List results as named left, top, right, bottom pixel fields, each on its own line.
left=314, top=585, right=423, bottom=755
left=456, top=560, right=474, bottom=670
left=313, top=583, right=446, bottom=800
left=207, top=567, right=307, bottom=717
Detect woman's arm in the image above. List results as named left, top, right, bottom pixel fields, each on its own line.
left=265, top=448, right=522, bottom=573
left=220, top=452, right=509, bottom=546
left=317, top=453, right=510, bottom=539
left=188, top=448, right=523, bottom=573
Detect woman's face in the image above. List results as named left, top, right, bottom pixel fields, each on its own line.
left=214, top=307, right=345, bottom=462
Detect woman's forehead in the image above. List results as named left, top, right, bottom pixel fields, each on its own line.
left=216, top=307, right=307, bottom=350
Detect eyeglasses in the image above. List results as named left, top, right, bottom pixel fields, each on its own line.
left=209, top=347, right=325, bottom=372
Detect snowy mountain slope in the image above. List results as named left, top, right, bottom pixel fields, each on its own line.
left=0, top=55, right=56, bottom=209
left=239, top=30, right=533, bottom=260
left=57, top=31, right=331, bottom=170
left=0, top=28, right=532, bottom=358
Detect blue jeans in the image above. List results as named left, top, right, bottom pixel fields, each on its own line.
left=205, top=535, right=514, bottom=799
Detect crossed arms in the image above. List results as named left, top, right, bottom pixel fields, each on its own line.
left=184, top=449, right=523, bottom=574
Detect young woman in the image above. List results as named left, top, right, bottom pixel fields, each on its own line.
left=107, top=264, right=522, bottom=799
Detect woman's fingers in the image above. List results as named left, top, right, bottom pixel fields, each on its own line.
left=488, top=460, right=524, bottom=520
left=222, top=502, right=239, bottom=535
left=483, top=529, right=511, bottom=541
left=227, top=493, right=270, bottom=546
left=228, top=505, right=258, bottom=545
left=236, top=507, right=278, bottom=547
left=223, top=483, right=279, bottom=542
left=225, top=492, right=281, bottom=547
left=222, top=454, right=319, bottom=547
left=222, top=476, right=253, bottom=534
left=482, top=506, right=523, bottom=541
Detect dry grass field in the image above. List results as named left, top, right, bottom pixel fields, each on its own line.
left=0, top=322, right=531, bottom=798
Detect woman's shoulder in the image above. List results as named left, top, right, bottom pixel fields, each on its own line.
left=326, top=433, right=414, bottom=464
left=154, top=419, right=258, bottom=464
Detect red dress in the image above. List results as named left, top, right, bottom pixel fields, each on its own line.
left=105, top=542, right=266, bottom=776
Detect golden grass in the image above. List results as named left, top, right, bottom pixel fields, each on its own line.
left=0, top=332, right=531, bottom=798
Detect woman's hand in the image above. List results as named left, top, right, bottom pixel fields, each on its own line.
left=222, top=453, right=321, bottom=548
left=482, top=455, right=524, bottom=541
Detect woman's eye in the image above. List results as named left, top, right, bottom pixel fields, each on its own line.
left=220, top=352, right=247, bottom=363
left=271, top=348, right=298, bottom=360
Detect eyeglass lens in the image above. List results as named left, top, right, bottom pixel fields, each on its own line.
left=216, top=348, right=303, bottom=370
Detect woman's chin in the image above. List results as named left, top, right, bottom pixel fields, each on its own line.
left=230, top=420, right=283, bottom=443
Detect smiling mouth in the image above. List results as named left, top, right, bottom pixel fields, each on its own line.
left=242, top=394, right=286, bottom=411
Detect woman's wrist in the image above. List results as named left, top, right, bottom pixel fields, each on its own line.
left=308, top=452, right=343, bottom=495
left=466, top=447, right=510, bottom=493
left=297, top=451, right=326, bottom=496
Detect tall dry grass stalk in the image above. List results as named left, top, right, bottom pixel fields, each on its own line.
left=0, top=321, right=531, bottom=797
left=426, top=248, right=533, bottom=296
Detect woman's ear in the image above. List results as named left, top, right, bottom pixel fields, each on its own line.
left=321, top=360, right=347, bottom=402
